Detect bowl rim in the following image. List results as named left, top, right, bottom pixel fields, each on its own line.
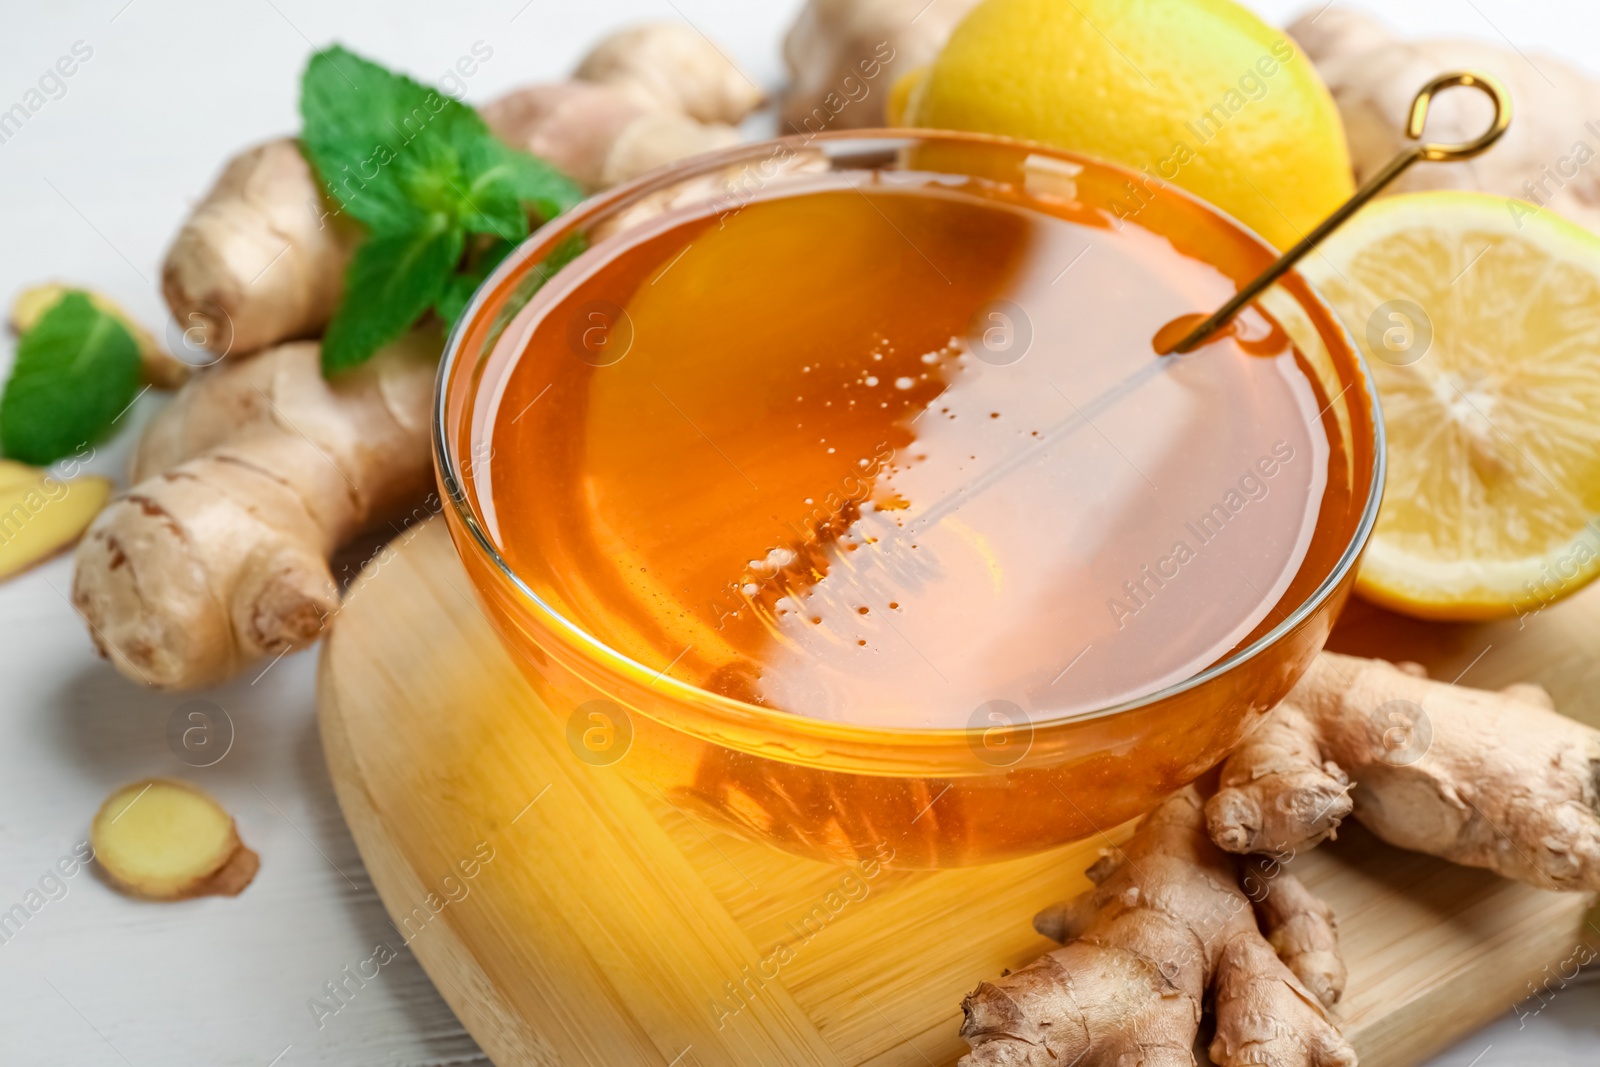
left=433, top=127, right=1386, bottom=744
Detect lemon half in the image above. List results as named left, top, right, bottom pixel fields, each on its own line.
left=1300, top=192, right=1600, bottom=619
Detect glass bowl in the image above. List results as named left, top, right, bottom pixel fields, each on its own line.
left=435, top=130, right=1384, bottom=868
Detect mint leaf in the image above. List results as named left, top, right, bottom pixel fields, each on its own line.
left=438, top=231, right=588, bottom=330
left=322, top=223, right=464, bottom=374
left=472, top=233, right=592, bottom=356
left=456, top=135, right=581, bottom=235
left=495, top=145, right=584, bottom=222
left=300, top=47, right=442, bottom=231
left=1, top=291, right=141, bottom=464
left=300, top=45, right=579, bottom=238
left=437, top=237, right=516, bottom=328
left=300, top=44, right=585, bottom=371
left=434, top=275, right=478, bottom=331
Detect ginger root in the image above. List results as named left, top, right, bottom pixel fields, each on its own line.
left=11, top=284, right=191, bottom=389
left=92, top=778, right=258, bottom=900
left=483, top=80, right=740, bottom=194
left=1246, top=854, right=1347, bottom=1010
left=1208, top=652, right=1600, bottom=891
left=574, top=22, right=764, bottom=126
left=1290, top=6, right=1600, bottom=233
left=162, top=26, right=755, bottom=357
left=162, top=138, right=360, bottom=358
left=781, top=0, right=980, bottom=132
left=72, top=330, right=438, bottom=689
left=91, top=28, right=754, bottom=686
left=487, top=23, right=759, bottom=192
left=0, top=464, right=112, bottom=582
left=961, top=787, right=1354, bottom=1067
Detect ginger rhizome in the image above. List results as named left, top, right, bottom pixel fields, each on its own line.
left=1292, top=6, right=1600, bottom=233
left=72, top=331, right=438, bottom=688
left=781, top=0, right=981, bottom=132
left=475, top=25, right=764, bottom=193
left=76, top=23, right=766, bottom=688
left=1208, top=652, right=1600, bottom=891
left=163, top=24, right=759, bottom=359
left=960, top=787, right=1354, bottom=1067
left=91, top=778, right=258, bottom=900
left=574, top=22, right=764, bottom=125
left=482, top=81, right=740, bottom=194
left=162, top=138, right=360, bottom=359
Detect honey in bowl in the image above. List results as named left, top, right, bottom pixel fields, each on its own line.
left=473, top=165, right=1354, bottom=729
left=444, top=134, right=1378, bottom=866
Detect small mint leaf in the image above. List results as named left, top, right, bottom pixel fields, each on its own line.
left=470, top=233, right=591, bottom=355
left=435, top=274, right=480, bottom=331
left=322, top=222, right=464, bottom=374
left=0, top=290, right=141, bottom=464
left=437, top=237, right=516, bottom=328
left=441, top=230, right=588, bottom=338
left=456, top=136, right=581, bottom=236
left=495, top=147, right=584, bottom=222
left=441, top=230, right=590, bottom=330
left=536, top=231, right=589, bottom=279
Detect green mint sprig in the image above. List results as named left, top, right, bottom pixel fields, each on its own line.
left=300, top=45, right=581, bottom=374
left=0, top=290, right=141, bottom=464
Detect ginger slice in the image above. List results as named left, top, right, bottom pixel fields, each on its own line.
left=482, top=81, right=739, bottom=194
left=0, top=469, right=112, bottom=582
left=91, top=778, right=258, bottom=900
left=0, top=459, right=42, bottom=492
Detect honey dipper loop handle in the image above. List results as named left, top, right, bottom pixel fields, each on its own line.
left=1407, top=71, right=1512, bottom=161
left=1162, top=71, right=1511, bottom=355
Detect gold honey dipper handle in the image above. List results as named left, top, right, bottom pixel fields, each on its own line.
left=1160, top=71, right=1512, bottom=355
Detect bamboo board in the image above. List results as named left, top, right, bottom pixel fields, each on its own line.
left=318, top=519, right=1600, bottom=1067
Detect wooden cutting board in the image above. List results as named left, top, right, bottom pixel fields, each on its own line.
left=318, top=518, right=1600, bottom=1067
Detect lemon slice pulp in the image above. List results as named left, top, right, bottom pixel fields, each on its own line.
left=1300, top=191, right=1600, bottom=619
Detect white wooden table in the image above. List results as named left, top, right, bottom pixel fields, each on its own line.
left=2, top=1, right=1597, bottom=1063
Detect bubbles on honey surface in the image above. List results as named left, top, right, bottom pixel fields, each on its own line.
left=749, top=211, right=1329, bottom=728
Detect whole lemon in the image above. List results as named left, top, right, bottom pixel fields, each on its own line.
left=899, top=0, right=1353, bottom=249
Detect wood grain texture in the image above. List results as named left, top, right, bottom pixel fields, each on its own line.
left=319, top=519, right=1599, bottom=1067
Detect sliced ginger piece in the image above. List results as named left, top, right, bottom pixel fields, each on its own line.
left=0, top=471, right=112, bottom=581
left=91, top=778, right=258, bottom=900
left=0, top=459, right=42, bottom=492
